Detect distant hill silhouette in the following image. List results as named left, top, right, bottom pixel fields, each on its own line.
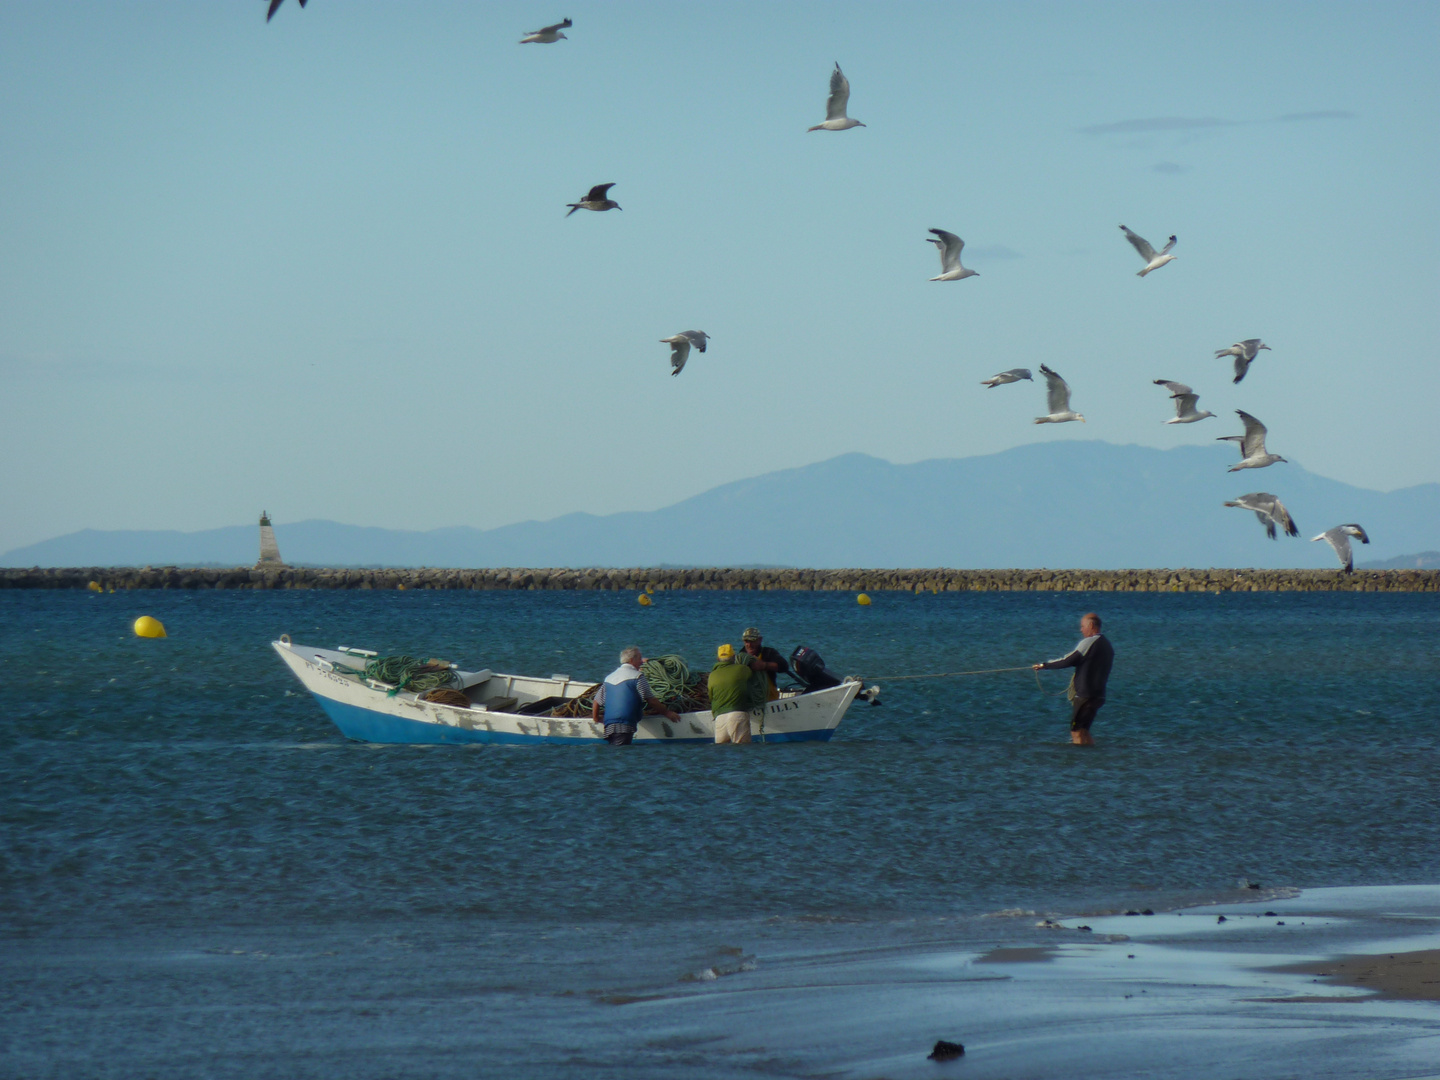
left=5, top=442, right=1436, bottom=570
left=1357, top=551, right=1440, bottom=570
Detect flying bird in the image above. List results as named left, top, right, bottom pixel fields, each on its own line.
left=566, top=183, right=620, bottom=216
left=1225, top=492, right=1299, bottom=540
left=661, top=331, right=709, bottom=376
left=266, top=0, right=306, bottom=21
left=1153, top=380, right=1215, bottom=424
left=1312, top=523, right=1370, bottom=573
left=808, top=63, right=865, bottom=131
left=927, top=230, right=978, bottom=281
left=981, top=368, right=1032, bottom=388
left=520, top=17, right=571, bottom=43
left=1218, top=410, right=1286, bottom=471
left=1034, top=364, right=1085, bottom=424
left=1215, top=339, right=1271, bottom=384
left=1119, top=224, right=1177, bottom=276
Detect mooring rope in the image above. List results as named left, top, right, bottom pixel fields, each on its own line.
left=862, top=664, right=1052, bottom=695
left=866, top=665, right=1033, bottom=681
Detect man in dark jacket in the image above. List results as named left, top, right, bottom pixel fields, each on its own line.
left=1033, top=612, right=1114, bottom=746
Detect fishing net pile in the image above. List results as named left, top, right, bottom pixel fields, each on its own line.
left=549, top=654, right=709, bottom=718
left=333, top=655, right=461, bottom=697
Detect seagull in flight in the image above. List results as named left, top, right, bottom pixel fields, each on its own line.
left=1218, top=410, right=1286, bottom=471
left=1215, top=339, right=1271, bottom=384
left=981, top=368, right=1032, bottom=388
left=520, top=17, right=571, bottom=43
left=1119, top=225, right=1177, bottom=276
left=661, top=331, right=709, bottom=376
left=927, top=230, right=978, bottom=281
left=1153, top=380, right=1215, bottom=424
left=566, top=183, right=620, bottom=216
left=1225, top=493, right=1299, bottom=540
left=1312, top=523, right=1370, bottom=573
left=808, top=64, right=865, bottom=131
left=1034, top=364, right=1085, bottom=424
left=266, top=0, right=306, bottom=21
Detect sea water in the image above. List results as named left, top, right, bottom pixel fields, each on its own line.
left=1, top=588, right=1437, bottom=1077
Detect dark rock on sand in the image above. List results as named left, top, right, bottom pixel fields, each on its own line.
left=928, top=1040, right=965, bottom=1061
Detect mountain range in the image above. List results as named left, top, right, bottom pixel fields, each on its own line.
left=5, top=442, right=1436, bottom=570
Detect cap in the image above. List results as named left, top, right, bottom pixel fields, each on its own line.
left=741, top=627, right=762, bottom=642
left=717, top=643, right=735, bottom=660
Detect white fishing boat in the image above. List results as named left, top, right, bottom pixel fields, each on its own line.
left=273, top=638, right=863, bottom=745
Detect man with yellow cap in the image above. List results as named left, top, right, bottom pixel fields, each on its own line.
left=707, top=643, right=768, bottom=744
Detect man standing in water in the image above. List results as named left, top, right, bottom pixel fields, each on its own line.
left=1033, top=613, right=1114, bottom=746
left=591, top=646, right=680, bottom=746
left=707, top=643, right=767, bottom=744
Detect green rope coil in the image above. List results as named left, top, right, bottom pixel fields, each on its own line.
left=639, top=654, right=692, bottom=703
left=334, top=654, right=460, bottom=697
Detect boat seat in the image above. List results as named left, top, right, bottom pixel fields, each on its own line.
left=476, top=695, right=519, bottom=713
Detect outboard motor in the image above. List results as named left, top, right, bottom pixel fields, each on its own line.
left=789, top=646, right=842, bottom=692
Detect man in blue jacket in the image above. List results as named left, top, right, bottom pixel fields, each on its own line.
left=1033, top=612, right=1114, bottom=746
left=591, top=646, right=680, bottom=745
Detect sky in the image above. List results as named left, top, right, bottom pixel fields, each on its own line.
left=1, top=1, right=1436, bottom=555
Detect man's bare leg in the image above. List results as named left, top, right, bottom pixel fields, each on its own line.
left=1071, top=730, right=1086, bottom=745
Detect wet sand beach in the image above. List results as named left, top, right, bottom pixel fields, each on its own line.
left=1273, top=949, right=1440, bottom=1002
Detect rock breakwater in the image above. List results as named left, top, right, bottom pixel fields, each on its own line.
left=3, top=566, right=1436, bottom=592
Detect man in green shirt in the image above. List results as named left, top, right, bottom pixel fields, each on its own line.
left=707, top=643, right=767, bottom=744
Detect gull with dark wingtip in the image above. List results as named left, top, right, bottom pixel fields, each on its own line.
left=266, top=0, right=306, bottom=22
left=808, top=63, right=865, bottom=131
left=1034, top=365, right=1085, bottom=424
left=1312, top=524, right=1370, bottom=573
left=566, top=183, right=620, bottom=216
left=520, top=17, right=571, bottom=44
left=1119, top=224, right=1177, bottom=276
left=661, top=331, right=709, bottom=377
left=1225, top=493, right=1299, bottom=540
left=1218, top=410, right=1286, bottom=471
left=927, top=230, right=978, bottom=281
left=981, top=368, right=1032, bottom=388
left=1153, top=380, right=1215, bottom=424
left=1215, top=339, right=1271, bottom=384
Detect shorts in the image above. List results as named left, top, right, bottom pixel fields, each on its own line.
left=1070, top=697, right=1105, bottom=732
left=604, top=725, right=636, bottom=745
left=714, top=711, right=752, bottom=744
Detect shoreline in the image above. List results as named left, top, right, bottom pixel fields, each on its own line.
left=1269, top=948, right=1440, bottom=1002
left=2, top=565, right=1436, bottom=592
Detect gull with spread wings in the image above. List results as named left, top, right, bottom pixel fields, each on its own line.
left=1119, top=224, right=1177, bottom=276
left=1225, top=493, right=1299, bottom=540
left=520, top=17, right=571, bottom=43
left=1218, top=410, right=1286, bottom=471
left=926, top=230, right=978, bottom=281
left=566, top=183, right=620, bottom=216
left=1215, top=339, right=1271, bottom=384
left=1312, top=524, right=1370, bottom=573
left=1034, top=364, right=1085, bottom=424
left=1153, top=380, right=1215, bottom=424
left=808, top=63, right=865, bottom=131
left=661, top=331, right=709, bottom=377
left=981, top=368, right=1032, bottom=388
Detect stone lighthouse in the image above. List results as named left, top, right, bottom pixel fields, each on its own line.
left=256, top=512, right=286, bottom=568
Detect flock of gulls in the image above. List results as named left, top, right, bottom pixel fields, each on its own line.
left=263, top=5, right=1373, bottom=574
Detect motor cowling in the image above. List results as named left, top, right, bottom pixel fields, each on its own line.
left=789, top=645, right=842, bottom=691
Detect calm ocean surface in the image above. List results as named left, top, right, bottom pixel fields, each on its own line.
left=2, top=588, right=1437, bottom=1077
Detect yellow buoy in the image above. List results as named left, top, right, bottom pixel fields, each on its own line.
left=88, top=581, right=102, bottom=592
left=857, top=593, right=871, bottom=606
left=133, top=616, right=167, bottom=638
left=645, top=585, right=654, bottom=594
left=638, top=593, right=652, bottom=606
